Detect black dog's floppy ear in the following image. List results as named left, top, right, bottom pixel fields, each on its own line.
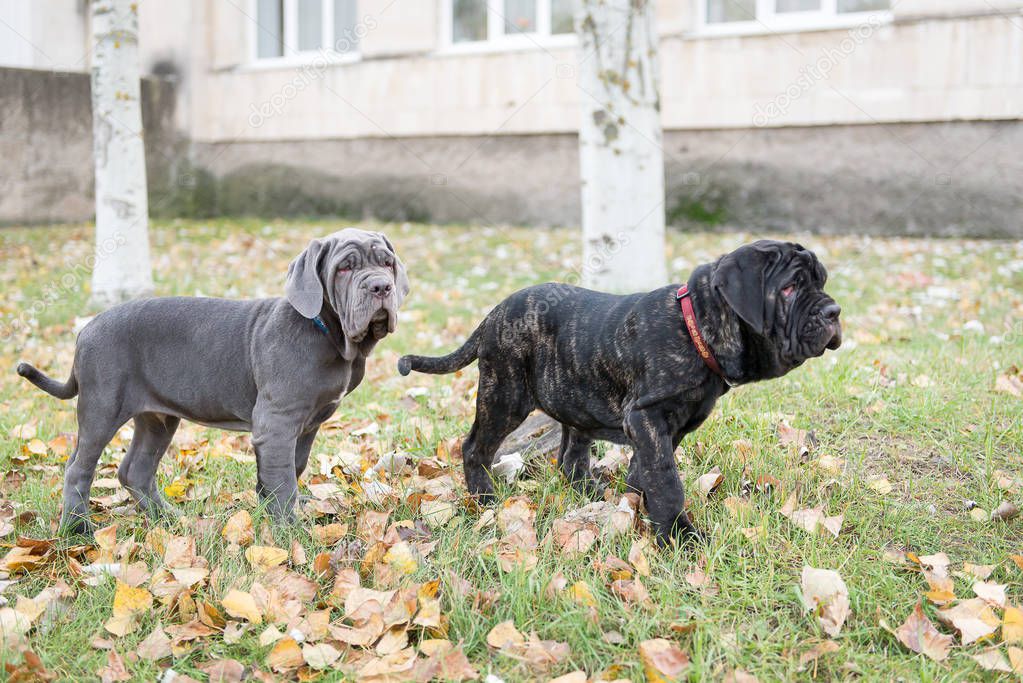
left=285, top=238, right=328, bottom=318
left=711, top=244, right=776, bottom=336
left=379, top=233, right=410, bottom=304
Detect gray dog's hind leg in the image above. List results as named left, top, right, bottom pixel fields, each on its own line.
left=60, top=403, right=125, bottom=536
left=252, top=406, right=300, bottom=522
left=117, top=413, right=180, bottom=519
left=557, top=426, right=605, bottom=500
left=462, top=362, right=532, bottom=504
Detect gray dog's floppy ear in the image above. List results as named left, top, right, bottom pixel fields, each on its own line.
left=711, top=244, right=777, bottom=335
left=285, top=238, right=328, bottom=318
left=379, top=233, right=410, bottom=304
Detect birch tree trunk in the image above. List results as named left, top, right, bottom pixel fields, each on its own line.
left=576, top=0, right=667, bottom=292
left=90, top=0, right=153, bottom=307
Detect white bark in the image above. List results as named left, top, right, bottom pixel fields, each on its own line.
left=576, top=0, right=667, bottom=293
left=90, top=0, right=153, bottom=307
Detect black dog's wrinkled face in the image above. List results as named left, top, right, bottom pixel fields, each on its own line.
left=286, top=228, right=410, bottom=342
left=711, top=240, right=841, bottom=371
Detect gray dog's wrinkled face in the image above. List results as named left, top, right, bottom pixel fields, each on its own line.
left=712, top=240, right=841, bottom=371
left=285, top=228, right=410, bottom=343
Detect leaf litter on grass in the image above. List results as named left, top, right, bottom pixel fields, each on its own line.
left=1, top=222, right=1022, bottom=679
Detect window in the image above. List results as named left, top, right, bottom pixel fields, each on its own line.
left=447, top=0, right=576, bottom=47
left=255, top=0, right=359, bottom=60
left=702, top=0, right=890, bottom=32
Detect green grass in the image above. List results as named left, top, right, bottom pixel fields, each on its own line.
left=0, top=219, right=1020, bottom=681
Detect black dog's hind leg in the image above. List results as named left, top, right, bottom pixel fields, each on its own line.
left=557, top=426, right=605, bottom=500
left=624, top=407, right=704, bottom=547
left=118, top=413, right=181, bottom=520
left=462, top=361, right=532, bottom=504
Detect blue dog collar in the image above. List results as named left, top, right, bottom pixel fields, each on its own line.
left=312, top=316, right=330, bottom=337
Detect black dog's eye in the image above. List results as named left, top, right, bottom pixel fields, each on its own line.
left=781, top=284, right=796, bottom=298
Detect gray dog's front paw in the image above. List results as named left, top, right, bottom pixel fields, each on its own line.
left=59, top=512, right=95, bottom=539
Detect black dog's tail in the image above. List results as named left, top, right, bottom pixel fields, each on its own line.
left=16, top=363, right=78, bottom=400
left=398, top=325, right=482, bottom=376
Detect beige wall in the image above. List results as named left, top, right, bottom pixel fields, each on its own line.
left=178, top=0, right=1023, bottom=143
left=2, top=0, right=1021, bottom=139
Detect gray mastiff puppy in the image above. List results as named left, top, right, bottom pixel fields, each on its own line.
left=18, top=228, right=408, bottom=536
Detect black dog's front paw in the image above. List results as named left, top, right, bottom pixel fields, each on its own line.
left=654, top=513, right=707, bottom=549
left=465, top=466, right=497, bottom=506
left=571, top=477, right=607, bottom=502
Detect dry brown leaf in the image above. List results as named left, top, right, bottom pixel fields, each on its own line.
left=97, top=649, right=131, bottom=682
left=923, top=570, right=956, bottom=606
left=994, top=369, right=1023, bottom=396
left=970, top=647, right=1011, bottom=672
left=221, top=589, right=262, bottom=624
left=244, top=546, right=289, bottom=572
left=798, top=639, right=840, bottom=671
left=611, top=577, right=651, bottom=608
left=103, top=581, right=153, bottom=637
left=487, top=620, right=525, bottom=649
left=302, top=642, right=342, bottom=670
left=800, top=567, right=850, bottom=637
left=568, top=581, right=598, bottom=608
left=198, top=659, right=246, bottom=683
left=1002, top=605, right=1023, bottom=644
left=221, top=510, right=254, bottom=547
left=1009, top=646, right=1023, bottom=673
left=973, top=581, right=1007, bottom=607
left=867, top=477, right=893, bottom=495
left=548, top=672, right=588, bottom=683
left=267, top=636, right=304, bottom=672
left=961, top=563, right=995, bottom=580
left=885, top=602, right=953, bottom=661
left=137, top=624, right=172, bottom=661
left=639, top=638, right=689, bottom=683
left=629, top=540, right=651, bottom=577
left=937, top=598, right=999, bottom=645
left=697, top=467, right=723, bottom=497
left=916, top=552, right=951, bottom=578
left=311, top=523, right=349, bottom=545
left=357, top=509, right=390, bottom=544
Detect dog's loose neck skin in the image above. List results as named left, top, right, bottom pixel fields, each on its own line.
left=314, top=301, right=378, bottom=362
left=685, top=264, right=790, bottom=386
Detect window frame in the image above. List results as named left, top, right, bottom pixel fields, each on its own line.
left=695, top=0, right=893, bottom=37
left=439, top=0, right=577, bottom=54
left=248, top=0, right=362, bottom=67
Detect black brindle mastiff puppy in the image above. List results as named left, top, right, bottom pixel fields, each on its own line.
left=18, top=228, right=409, bottom=536
left=398, top=240, right=841, bottom=544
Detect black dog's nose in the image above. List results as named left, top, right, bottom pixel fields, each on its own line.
left=367, top=281, right=393, bottom=298
left=821, top=303, right=841, bottom=321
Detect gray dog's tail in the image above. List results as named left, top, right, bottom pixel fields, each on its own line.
left=16, top=363, right=78, bottom=400
left=398, top=325, right=482, bottom=376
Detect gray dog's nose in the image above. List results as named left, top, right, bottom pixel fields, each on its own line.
left=367, top=280, right=393, bottom=298
left=821, top=303, right=841, bottom=321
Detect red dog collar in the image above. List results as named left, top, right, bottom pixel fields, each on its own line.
left=676, top=284, right=725, bottom=379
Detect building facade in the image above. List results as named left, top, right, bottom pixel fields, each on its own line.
left=1, top=0, right=1021, bottom=236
